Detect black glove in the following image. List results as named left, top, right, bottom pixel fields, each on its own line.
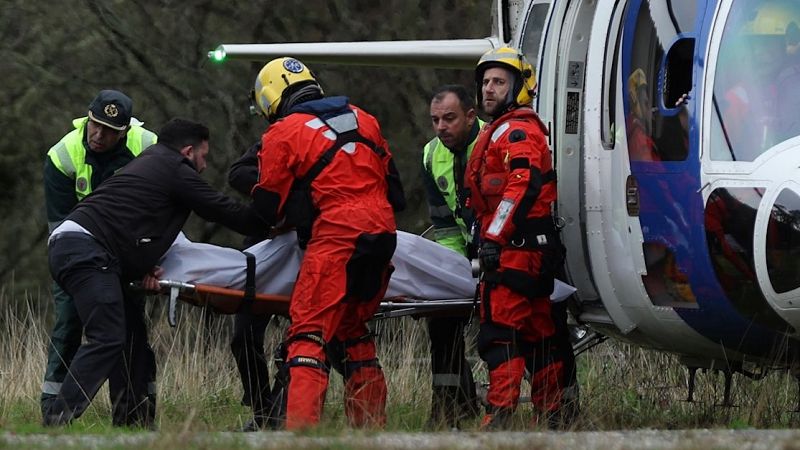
left=479, top=240, right=502, bottom=272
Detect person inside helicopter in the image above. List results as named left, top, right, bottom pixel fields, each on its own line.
left=716, top=0, right=800, bottom=161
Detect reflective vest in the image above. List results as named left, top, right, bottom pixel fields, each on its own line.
left=47, top=117, right=157, bottom=200
left=422, top=119, right=484, bottom=255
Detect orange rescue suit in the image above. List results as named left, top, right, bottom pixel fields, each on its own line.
left=253, top=97, right=399, bottom=429
left=465, top=106, right=563, bottom=420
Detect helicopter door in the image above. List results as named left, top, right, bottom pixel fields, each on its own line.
left=622, top=0, right=703, bottom=308
left=551, top=0, right=600, bottom=302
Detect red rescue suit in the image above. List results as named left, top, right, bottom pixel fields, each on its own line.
left=465, top=106, right=563, bottom=423
left=253, top=98, right=399, bottom=429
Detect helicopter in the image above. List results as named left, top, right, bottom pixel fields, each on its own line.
left=208, top=0, right=800, bottom=404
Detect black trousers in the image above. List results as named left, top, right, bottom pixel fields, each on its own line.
left=46, top=233, right=156, bottom=426
left=231, top=309, right=272, bottom=417
left=41, top=282, right=82, bottom=416
left=427, top=316, right=479, bottom=424
left=549, top=300, right=578, bottom=395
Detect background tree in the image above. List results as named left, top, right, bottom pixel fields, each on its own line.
left=0, top=0, right=488, bottom=296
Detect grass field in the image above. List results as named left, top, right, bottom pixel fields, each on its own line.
left=3, top=287, right=800, bottom=439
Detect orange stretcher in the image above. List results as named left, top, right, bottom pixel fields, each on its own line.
left=157, top=279, right=475, bottom=326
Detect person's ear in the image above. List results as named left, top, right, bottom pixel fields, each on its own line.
left=466, top=107, right=477, bottom=126
left=179, top=145, right=193, bottom=158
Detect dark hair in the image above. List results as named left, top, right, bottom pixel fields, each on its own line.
left=431, top=84, right=475, bottom=112
left=158, top=118, right=210, bottom=150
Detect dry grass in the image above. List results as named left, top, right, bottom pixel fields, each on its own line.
left=3, top=286, right=800, bottom=433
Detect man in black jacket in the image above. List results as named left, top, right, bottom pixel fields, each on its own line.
left=44, top=118, right=268, bottom=427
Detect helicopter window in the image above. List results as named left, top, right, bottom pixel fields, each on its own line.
left=705, top=187, right=792, bottom=331
left=712, top=0, right=800, bottom=161
left=624, top=0, right=694, bottom=163
left=521, top=2, right=550, bottom=65
left=657, top=38, right=694, bottom=161
left=601, top=1, right=626, bottom=150
left=663, top=39, right=694, bottom=108
left=766, top=188, right=800, bottom=294
left=641, top=242, right=698, bottom=308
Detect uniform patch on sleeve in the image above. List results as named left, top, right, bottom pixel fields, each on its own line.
left=509, top=129, right=526, bottom=143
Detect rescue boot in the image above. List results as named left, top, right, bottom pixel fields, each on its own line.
left=342, top=338, right=387, bottom=428
left=531, top=386, right=579, bottom=430
left=480, top=406, right=513, bottom=430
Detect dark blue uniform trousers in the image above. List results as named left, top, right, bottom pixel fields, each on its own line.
left=46, top=232, right=156, bottom=427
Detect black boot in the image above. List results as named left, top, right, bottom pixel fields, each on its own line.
left=240, top=414, right=268, bottom=432
left=265, top=343, right=290, bottom=430
left=456, top=366, right=481, bottom=422
left=427, top=386, right=459, bottom=430
left=42, top=398, right=74, bottom=427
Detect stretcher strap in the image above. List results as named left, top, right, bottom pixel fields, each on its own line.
left=241, top=251, right=256, bottom=313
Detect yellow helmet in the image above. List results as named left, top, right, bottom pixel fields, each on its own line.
left=254, top=57, right=322, bottom=122
left=627, top=68, right=648, bottom=119
left=475, top=46, right=537, bottom=108
left=741, top=0, right=800, bottom=36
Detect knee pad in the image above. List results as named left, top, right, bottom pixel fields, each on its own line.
left=342, top=334, right=381, bottom=379
left=285, top=331, right=329, bottom=372
left=287, top=355, right=329, bottom=373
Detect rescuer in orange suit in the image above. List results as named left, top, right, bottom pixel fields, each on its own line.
left=466, top=47, right=565, bottom=429
left=250, top=57, right=405, bottom=429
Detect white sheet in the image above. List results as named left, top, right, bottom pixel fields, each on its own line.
left=158, top=230, right=576, bottom=302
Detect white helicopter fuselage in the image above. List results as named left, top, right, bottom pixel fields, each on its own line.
left=212, top=0, right=800, bottom=370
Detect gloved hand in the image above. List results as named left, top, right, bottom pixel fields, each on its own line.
left=479, top=240, right=502, bottom=272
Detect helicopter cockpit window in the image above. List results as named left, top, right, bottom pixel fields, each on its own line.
left=625, top=0, right=694, bottom=163
left=712, top=0, right=800, bottom=162
left=706, top=187, right=792, bottom=331
left=521, top=2, right=551, bottom=67
left=766, top=188, right=800, bottom=293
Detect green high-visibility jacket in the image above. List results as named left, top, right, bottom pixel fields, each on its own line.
left=44, top=117, right=157, bottom=231
left=421, top=119, right=484, bottom=256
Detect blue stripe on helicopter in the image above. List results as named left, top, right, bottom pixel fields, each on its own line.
left=622, top=0, right=798, bottom=358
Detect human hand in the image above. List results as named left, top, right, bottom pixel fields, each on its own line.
left=141, top=266, right=164, bottom=292
left=479, top=241, right=502, bottom=272
left=674, top=93, right=690, bottom=107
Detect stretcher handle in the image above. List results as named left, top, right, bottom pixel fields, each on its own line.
left=192, top=283, right=291, bottom=303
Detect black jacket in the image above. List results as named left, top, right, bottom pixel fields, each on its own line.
left=228, top=141, right=260, bottom=196
left=68, top=143, right=267, bottom=281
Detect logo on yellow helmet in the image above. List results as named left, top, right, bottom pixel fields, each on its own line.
left=283, top=58, right=304, bottom=73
